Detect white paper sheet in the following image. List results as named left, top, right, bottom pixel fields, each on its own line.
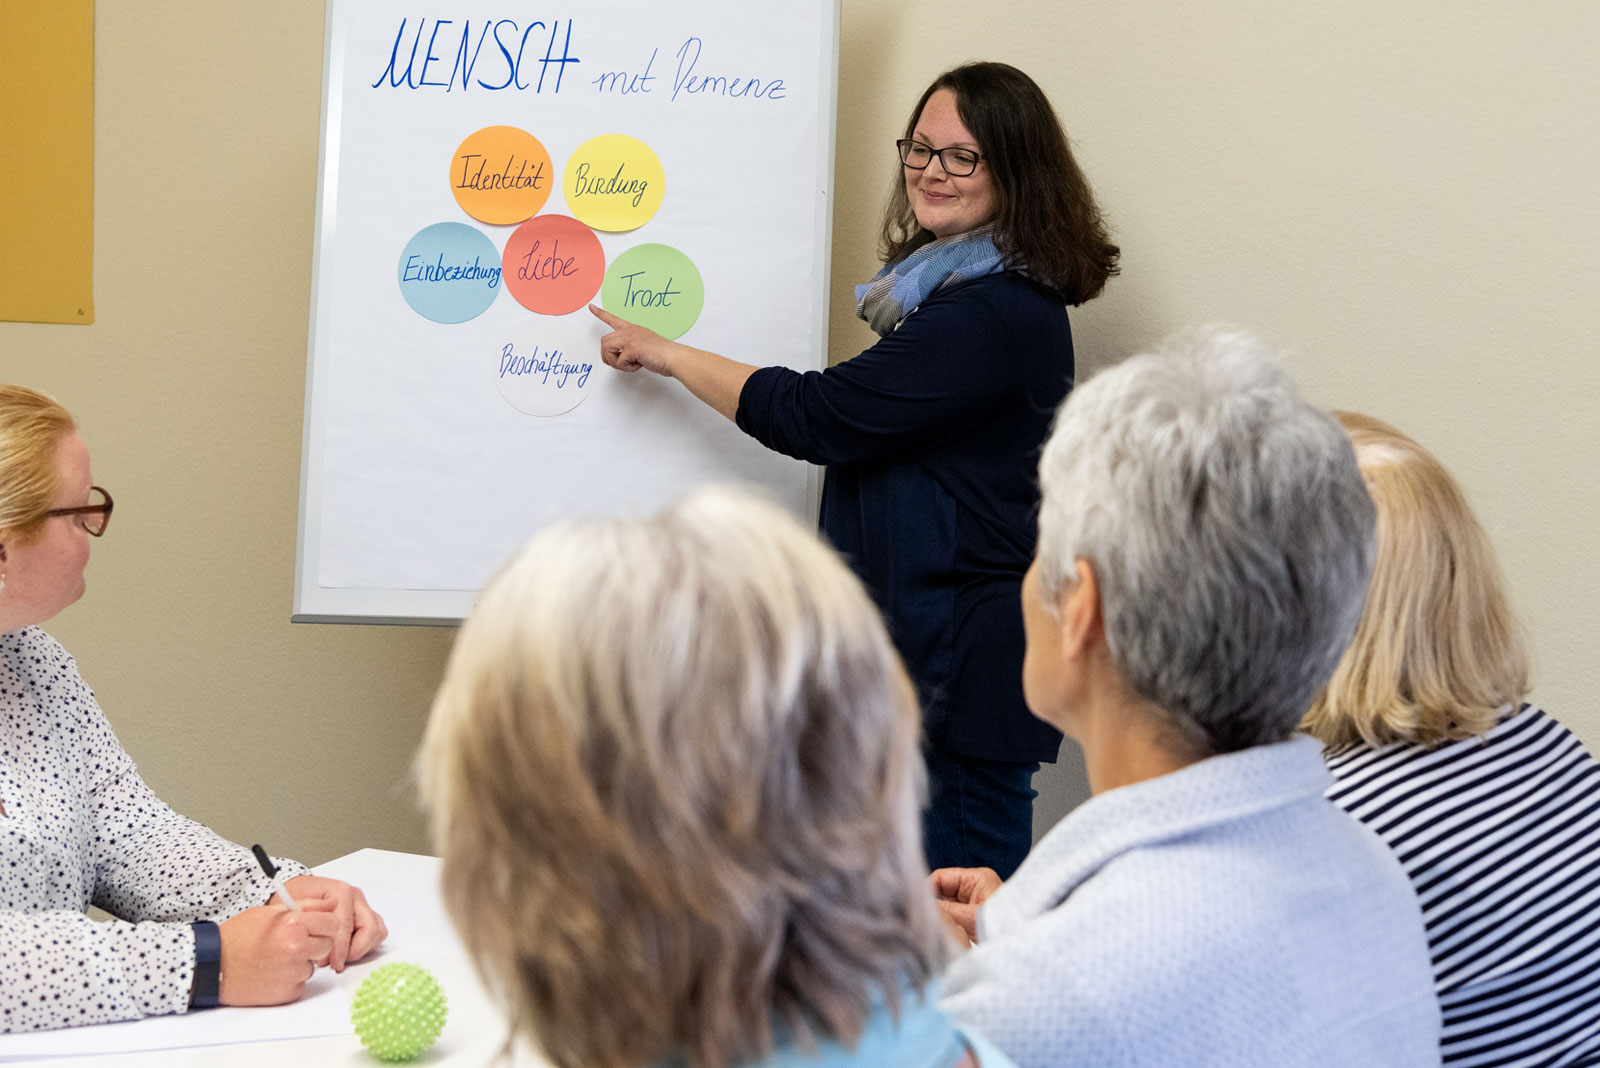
left=0, top=973, right=350, bottom=1061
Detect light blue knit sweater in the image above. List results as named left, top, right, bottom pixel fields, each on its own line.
left=942, top=736, right=1442, bottom=1067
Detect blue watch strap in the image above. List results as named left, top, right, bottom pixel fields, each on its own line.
left=190, top=921, right=222, bottom=1009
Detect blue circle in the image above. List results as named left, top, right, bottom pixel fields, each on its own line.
left=397, top=222, right=502, bottom=324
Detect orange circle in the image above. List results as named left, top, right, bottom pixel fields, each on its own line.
left=450, top=126, right=553, bottom=225
left=501, top=215, right=605, bottom=315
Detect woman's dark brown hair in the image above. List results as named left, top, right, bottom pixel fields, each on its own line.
left=879, top=61, right=1120, bottom=305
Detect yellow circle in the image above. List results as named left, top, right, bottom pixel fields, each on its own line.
left=450, top=126, right=554, bottom=226
left=563, top=134, right=666, bottom=232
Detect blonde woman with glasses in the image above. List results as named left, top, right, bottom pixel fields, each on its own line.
left=0, top=384, right=385, bottom=1033
left=1305, top=412, right=1600, bottom=1067
left=419, top=486, right=1015, bottom=1068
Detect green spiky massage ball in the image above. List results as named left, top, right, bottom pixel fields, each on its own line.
left=350, top=962, right=448, bottom=1062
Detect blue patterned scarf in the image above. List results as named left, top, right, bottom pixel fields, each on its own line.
left=855, top=226, right=1009, bottom=336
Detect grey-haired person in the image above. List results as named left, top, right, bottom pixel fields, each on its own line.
left=933, top=331, right=1441, bottom=1066
left=419, top=486, right=1016, bottom=1068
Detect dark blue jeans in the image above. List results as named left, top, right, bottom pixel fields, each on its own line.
left=922, top=749, right=1040, bottom=880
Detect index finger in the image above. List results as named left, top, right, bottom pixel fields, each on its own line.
left=326, top=894, right=356, bottom=972
left=348, top=901, right=388, bottom=963
left=294, top=908, right=347, bottom=941
left=929, top=868, right=970, bottom=900
left=588, top=303, right=628, bottom=329
left=294, top=896, right=341, bottom=914
left=937, top=899, right=980, bottom=946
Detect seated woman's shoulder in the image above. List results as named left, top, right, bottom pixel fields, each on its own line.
left=1, top=626, right=75, bottom=676
left=958, top=1026, right=1021, bottom=1068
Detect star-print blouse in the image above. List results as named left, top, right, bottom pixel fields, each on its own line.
left=0, top=626, right=307, bottom=1033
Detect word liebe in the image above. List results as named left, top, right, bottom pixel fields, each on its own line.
left=514, top=238, right=580, bottom=281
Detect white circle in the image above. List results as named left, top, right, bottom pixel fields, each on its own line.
left=490, top=320, right=598, bottom=417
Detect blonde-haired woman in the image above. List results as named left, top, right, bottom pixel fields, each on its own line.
left=1305, top=412, right=1600, bottom=1068
left=0, top=384, right=385, bottom=1033
left=419, top=487, right=1014, bottom=1068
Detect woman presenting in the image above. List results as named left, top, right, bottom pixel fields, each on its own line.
left=591, top=61, right=1119, bottom=876
left=0, top=384, right=386, bottom=1032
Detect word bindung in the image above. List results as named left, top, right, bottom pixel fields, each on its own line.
left=571, top=161, right=648, bottom=208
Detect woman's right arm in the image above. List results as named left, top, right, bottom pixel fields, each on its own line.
left=0, top=901, right=342, bottom=1032
left=593, top=292, right=1021, bottom=467
left=590, top=304, right=757, bottom=421
left=69, top=647, right=380, bottom=975
left=735, top=290, right=1022, bottom=466
left=0, top=633, right=348, bottom=1031
left=0, top=908, right=198, bottom=1031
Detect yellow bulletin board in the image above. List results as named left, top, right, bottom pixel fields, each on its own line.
left=0, top=1, right=94, bottom=325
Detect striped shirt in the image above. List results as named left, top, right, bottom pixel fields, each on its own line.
left=1325, top=706, right=1600, bottom=1067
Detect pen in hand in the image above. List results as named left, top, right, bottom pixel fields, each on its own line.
left=252, top=843, right=300, bottom=911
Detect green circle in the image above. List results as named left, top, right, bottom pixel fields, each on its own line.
left=600, top=244, right=704, bottom=341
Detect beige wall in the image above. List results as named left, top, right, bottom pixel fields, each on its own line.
left=4, top=2, right=452, bottom=863
left=3, top=2, right=1595, bottom=862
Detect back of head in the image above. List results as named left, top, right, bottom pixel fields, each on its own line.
left=419, top=487, right=942, bottom=1068
left=0, top=385, right=76, bottom=541
left=1035, top=328, right=1375, bottom=753
left=1302, top=412, right=1529, bottom=748
left=879, top=60, right=1120, bottom=304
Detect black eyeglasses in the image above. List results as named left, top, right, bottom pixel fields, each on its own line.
left=44, top=485, right=114, bottom=537
left=897, top=139, right=984, bottom=177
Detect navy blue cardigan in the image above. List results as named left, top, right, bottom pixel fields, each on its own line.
left=736, top=272, right=1070, bottom=764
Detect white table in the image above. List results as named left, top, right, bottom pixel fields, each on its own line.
left=0, top=850, right=550, bottom=1066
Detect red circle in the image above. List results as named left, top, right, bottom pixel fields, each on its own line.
left=501, top=215, right=605, bottom=315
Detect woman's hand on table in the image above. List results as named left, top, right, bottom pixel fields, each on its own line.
left=929, top=866, right=1003, bottom=947
left=279, top=875, right=388, bottom=971
left=218, top=898, right=342, bottom=1006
